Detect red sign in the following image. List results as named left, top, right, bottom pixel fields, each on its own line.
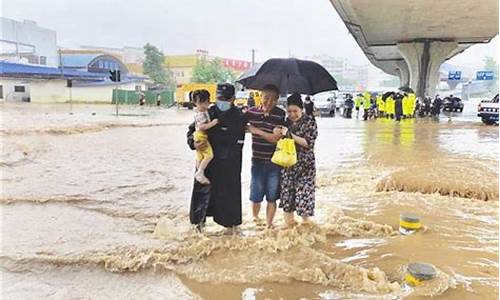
left=222, top=58, right=251, bottom=71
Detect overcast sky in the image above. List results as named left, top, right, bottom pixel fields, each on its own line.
left=3, top=0, right=498, bottom=69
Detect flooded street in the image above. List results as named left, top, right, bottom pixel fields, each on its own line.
left=1, top=101, right=498, bottom=299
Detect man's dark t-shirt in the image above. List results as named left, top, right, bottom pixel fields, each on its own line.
left=245, top=106, right=286, bottom=162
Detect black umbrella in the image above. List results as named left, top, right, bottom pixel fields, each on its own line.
left=382, top=91, right=395, bottom=100
left=399, top=86, right=414, bottom=93
left=237, top=58, right=338, bottom=95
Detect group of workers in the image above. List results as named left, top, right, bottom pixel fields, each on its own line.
left=416, top=95, right=444, bottom=117
left=353, top=91, right=418, bottom=121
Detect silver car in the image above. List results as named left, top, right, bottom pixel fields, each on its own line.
left=314, top=93, right=336, bottom=117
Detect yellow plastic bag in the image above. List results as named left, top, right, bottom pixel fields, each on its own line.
left=271, top=138, right=297, bottom=168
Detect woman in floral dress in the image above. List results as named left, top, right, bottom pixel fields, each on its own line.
left=278, top=93, right=318, bottom=226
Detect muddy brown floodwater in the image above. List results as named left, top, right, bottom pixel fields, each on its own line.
left=1, top=101, right=498, bottom=300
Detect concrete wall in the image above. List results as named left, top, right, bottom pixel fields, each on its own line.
left=4, top=78, right=146, bottom=103
left=0, top=78, right=31, bottom=101
left=0, top=18, right=58, bottom=67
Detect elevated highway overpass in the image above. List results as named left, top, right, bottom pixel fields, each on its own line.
left=329, top=0, right=498, bottom=98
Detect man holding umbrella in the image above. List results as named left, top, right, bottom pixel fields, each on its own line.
left=237, top=57, right=337, bottom=225
left=245, top=84, right=286, bottom=228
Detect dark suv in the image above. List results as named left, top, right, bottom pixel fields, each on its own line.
left=442, top=95, right=464, bottom=112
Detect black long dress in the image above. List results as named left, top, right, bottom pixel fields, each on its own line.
left=187, top=105, right=246, bottom=227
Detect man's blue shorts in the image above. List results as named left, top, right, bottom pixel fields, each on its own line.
left=250, top=160, right=281, bottom=203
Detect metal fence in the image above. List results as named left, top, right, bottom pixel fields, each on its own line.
left=112, top=90, right=175, bottom=106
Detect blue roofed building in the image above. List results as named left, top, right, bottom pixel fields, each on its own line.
left=0, top=18, right=148, bottom=103
left=1, top=53, right=147, bottom=103
left=60, top=51, right=128, bottom=73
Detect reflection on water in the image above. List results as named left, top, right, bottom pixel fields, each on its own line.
left=1, top=102, right=498, bottom=300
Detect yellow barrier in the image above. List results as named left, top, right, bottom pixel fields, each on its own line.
left=405, top=263, right=436, bottom=287
left=399, top=212, right=421, bottom=234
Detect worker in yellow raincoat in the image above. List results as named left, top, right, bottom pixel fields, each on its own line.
left=354, top=94, right=363, bottom=119
left=362, top=91, right=371, bottom=120
left=376, top=94, right=385, bottom=118
left=408, top=93, right=416, bottom=117
left=386, top=95, right=395, bottom=119
left=402, top=93, right=409, bottom=118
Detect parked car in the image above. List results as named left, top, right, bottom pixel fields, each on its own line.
left=234, top=90, right=262, bottom=108
left=477, top=94, right=499, bottom=125
left=442, top=95, right=464, bottom=112
left=313, top=93, right=336, bottom=117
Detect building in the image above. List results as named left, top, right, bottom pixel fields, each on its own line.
left=165, top=50, right=251, bottom=84
left=367, top=65, right=399, bottom=91
left=306, top=54, right=373, bottom=90
left=0, top=59, right=146, bottom=103
left=60, top=51, right=128, bottom=73
left=0, top=17, right=58, bottom=66
left=165, top=54, right=201, bottom=85
left=0, top=19, right=147, bottom=103
left=306, top=55, right=347, bottom=79
left=79, top=45, right=145, bottom=75
left=343, top=64, right=369, bottom=90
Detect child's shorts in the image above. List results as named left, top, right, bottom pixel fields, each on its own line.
left=194, top=130, right=213, bottom=161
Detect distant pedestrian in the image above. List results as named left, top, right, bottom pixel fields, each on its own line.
left=139, top=91, right=146, bottom=106
left=354, top=94, right=362, bottom=119
left=432, top=95, right=442, bottom=116
left=362, top=93, right=371, bottom=121
left=156, top=94, right=162, bottom=106
left=394, top=93, right=403, bottom=121
left=304, top=96, right=315, bottom=119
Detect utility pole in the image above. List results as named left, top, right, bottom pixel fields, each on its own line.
left=59, top=49, right=72, bottom=114
left=68, top=79, right=73, bottom=114
left=58, top=49, right=64, bottom=78
left=250, top=49, right=256, bottom=66
left=109, top=69, right=121, bottom=116
left=14, top=22, right=19, bottom=58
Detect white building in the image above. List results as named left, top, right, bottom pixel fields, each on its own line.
left=0, top=18, right=58, bottom=67
left=344, top=64, right=369, bottom=90
left=0, top=19, right=148, bottom=103
left=367, top=65, right=399, bottom=91
left=306, top=55, right=347, bottom=79
left=0, top=60, right=146, bottom=103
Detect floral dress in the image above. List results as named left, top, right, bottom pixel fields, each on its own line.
left=279, top=114, right=318, bottom=217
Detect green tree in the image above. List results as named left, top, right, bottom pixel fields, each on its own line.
left=192, top=58, right=236, bottom=84
left=483, top=56, right=499, bottom=94
left=142, top=43, right=175, bottom=89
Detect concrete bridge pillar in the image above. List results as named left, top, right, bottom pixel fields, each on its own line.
left=397, top=41, right=458, bottom=99
left=395, top=60, right=410, bottom=87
